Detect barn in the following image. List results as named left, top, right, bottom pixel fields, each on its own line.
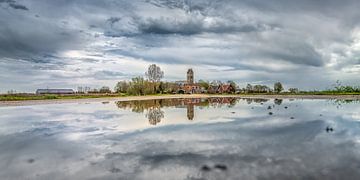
left=36, top=89, right=75, bottom=94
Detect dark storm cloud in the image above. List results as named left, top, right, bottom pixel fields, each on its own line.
left=0, top=0, right=28, bottom=10
left=139, top=18, right=266, bottom=35
left=8, top=3, right=28, bottom=10
left=105, top=16, right=269, bottom=36
left=104, top=0, right=272, bottom=37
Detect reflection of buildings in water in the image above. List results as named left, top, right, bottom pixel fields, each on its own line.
left=187, top=104, right=194, bottom=120
left=115, top=97, right=239, bottom=125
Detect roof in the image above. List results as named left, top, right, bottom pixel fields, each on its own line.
left=36, top=89, right=75, bottom=94
left=183, top=83, right=201, bottom=86
left=219, top=84, right=231, bottom=91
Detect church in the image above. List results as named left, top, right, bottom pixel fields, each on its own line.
left=176, top=69, right=202, bottom=94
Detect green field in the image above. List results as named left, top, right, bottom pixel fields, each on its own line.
left=0, top=94, right=126, bottom=101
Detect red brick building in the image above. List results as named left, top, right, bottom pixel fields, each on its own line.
left=207, top=84, right=235, bottom=94
left=218, top=84, right=234, bottom=93
left=177, top=69, right=201, bottom=94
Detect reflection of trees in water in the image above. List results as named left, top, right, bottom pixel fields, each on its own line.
left=228, top=98, right=238, bottom=108
left=329, top=99, right=360, bottom=109
left=115, top=99, right=163, bottom=113
left=274, top=98, right=283, bottom=105
left=116, top=98, right=239, bottom=111
left=245, top=98, right=269, bottom=104
left=146, top=107, right=164, bottom=125
left=115, top=97, right=240, bottom=125
left=244, top=98, right=281, bottom=105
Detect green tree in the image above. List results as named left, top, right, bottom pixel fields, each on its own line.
left=252, top=85, right=270, bottom=93
left=246, top=84, right=253, bottom=93
left=288, top=88, right=299, bottom=94
left=274, top=82, right=284, bottom=93
left=99, top=86, right=111, bottom=93
left=115, top=81, right=129, bottom=93
left=128, top=77, right=145, bottom=95
left=198, top=79, right=210, bottom=89
left=143, top=80, right=155, bottom=94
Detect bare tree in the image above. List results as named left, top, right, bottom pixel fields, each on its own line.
left=145, top=64, right=164, bottom=93
left=145, top=64, right=164, bottom=82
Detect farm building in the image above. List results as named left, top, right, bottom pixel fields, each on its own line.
left=36, top=89, right=75, bottom=94
left=207, top=84, right=235, bottom=94
left=176, top=69, right=202, bottom=94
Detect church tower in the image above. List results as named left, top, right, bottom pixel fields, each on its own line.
left=187, top=69, right=194, bottom=84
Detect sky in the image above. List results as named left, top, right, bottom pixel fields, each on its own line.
left=0, top=0, right=360, bottom=92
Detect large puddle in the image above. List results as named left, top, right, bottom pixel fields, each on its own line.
left=1, top=97, right=360, bottom=179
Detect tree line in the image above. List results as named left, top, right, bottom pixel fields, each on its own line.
left=5, top=63, right=360, bottom=96
left=114, top=64, right=295, bottom=95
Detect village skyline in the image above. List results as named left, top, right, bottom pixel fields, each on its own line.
left=4, top=64, right=289, bottom=95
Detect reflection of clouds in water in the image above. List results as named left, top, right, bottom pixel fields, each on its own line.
left=1, top=99, right=360, bottom=179
left=74, top=119, right=360, bottom=179
left=0, top=133, right=93, bottom=179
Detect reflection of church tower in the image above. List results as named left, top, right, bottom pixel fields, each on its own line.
left=187, top=104, right=194, bottom=120
left=187, top=69, right=194, bottom=84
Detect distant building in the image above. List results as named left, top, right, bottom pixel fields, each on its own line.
left=177, top=69, right=201, bottom=94
left=207, top=84, right=235, bottom=94
left=207, top=85, right=219, bottom=94
left=218, top=84, right=234, bottom=94
left=183, top=84, right=201, bottom=94
left=36, top=89, right=75, bottom=94
left=187, top=69, right=194, bottom=84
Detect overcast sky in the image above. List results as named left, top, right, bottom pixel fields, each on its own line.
left=1, top=0, right=360, bottom=92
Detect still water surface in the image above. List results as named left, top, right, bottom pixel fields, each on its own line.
left=1, top=98, right=360, bottom=180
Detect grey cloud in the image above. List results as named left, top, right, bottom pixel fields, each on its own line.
left=0, top=12, right=84, bottom=61
left=8, top=2, right=28, bottom=10
left=255, top=41, right=325, bottom=67
left=1, top=0, right=360, bottom=91
left=139, top=17, right=268, bottom=35
left=105, top=15, right=269, bottom=36
left=103, top=0, right=273, bottom=37
left=94, top=70, right=127, bottom=80
left=0, top=0, right=28, bottom=10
